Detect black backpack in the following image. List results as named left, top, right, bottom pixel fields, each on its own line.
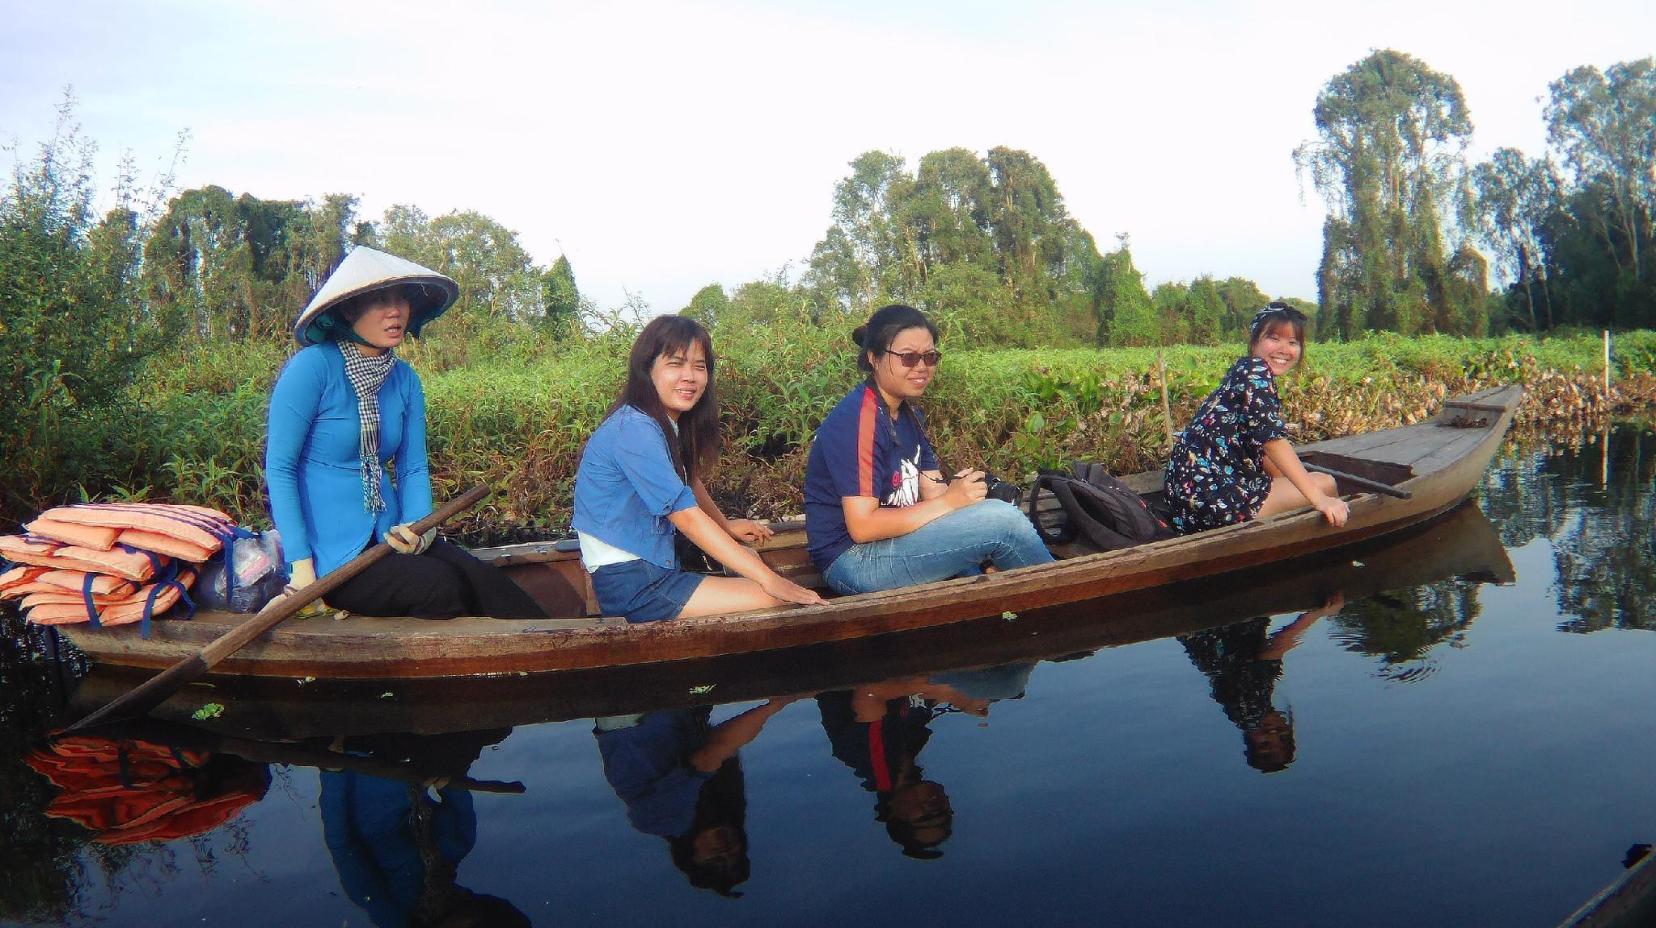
left=1028, top=461, right=1178, bottom=551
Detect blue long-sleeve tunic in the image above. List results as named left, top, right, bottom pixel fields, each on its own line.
left=265, top=342, right=433, bottom=577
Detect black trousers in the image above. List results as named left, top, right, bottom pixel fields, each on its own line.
left=324, top=539, right=546, bottom=619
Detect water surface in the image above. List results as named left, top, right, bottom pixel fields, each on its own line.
left=3, top=431, right=1653, bottom=927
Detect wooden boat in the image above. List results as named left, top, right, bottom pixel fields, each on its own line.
left=64, top=500, right=1514, bottom=738
left=53, top=384, right=1523, bottom=680
left=1557, top=848, right=1656, bottom=928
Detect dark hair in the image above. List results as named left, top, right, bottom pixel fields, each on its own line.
left=876, top=779, right=954, bottom=860
left=667, top=756, right=750, bottom=896
left=853, top=304, right=940, bottom=374
left=1247, top=301, right=1309, bottom=359
left=612, top=315, right=720, bottom=482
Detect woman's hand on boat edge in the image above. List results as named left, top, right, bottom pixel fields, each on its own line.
left=1315, top=495, right=1351, bottom=527
left=762, top=574, right=824, bottom=608
left=725, top=518, right=774, bottom=545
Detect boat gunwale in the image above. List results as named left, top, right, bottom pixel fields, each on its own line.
left=51, top=384, right=1523, bottom=677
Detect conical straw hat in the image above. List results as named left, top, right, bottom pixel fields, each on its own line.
left=293, top=246, right=459, bottom=346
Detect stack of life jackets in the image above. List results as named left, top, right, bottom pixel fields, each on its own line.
left=25, top=736, right=270, bottom=845
left=0, top=502, right=240, bottom=635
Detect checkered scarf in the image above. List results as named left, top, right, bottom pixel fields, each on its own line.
left=339, top=342, right=397, bottom=514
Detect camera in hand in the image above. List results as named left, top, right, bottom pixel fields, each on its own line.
left=980, top=472, right=1024, bottom=506
left=944, top=469, right=1024, bottom=506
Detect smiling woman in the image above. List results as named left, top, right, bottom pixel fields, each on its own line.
left=1163, top=301, right=1349, bottom=534
left=802, top=304, right=1054, bottom=596
left=571, top=315, right=821, bottom=623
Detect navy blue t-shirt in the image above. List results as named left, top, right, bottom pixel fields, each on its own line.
left=803, top=383, right=939, bottom=573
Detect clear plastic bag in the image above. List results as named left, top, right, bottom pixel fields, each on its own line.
left=196, top=530, right=286, bottom=613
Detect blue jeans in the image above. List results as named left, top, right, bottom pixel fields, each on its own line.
left=822, top=500, right=1054, bottom=596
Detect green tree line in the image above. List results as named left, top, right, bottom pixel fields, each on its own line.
left=1298, top=50, right=1656, bottom=338
left=4, top=53, right=1654, bottom=520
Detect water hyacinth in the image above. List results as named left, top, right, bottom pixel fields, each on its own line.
left=9, top=330, right=1651, bottom=543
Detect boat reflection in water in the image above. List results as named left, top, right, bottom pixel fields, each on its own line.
left=30, top=502, right=1516, bottom=915
left=24, top=735, right=269, bottom=845
left=1179, top=594, right=1343, bottom=773
left=813, top=666, right=1030, bottom=860
left=63, top=503, right=1514, bottom=744
left=594, top=700, right=788, bottom=897
left=319, top=730, right=529, bottom=927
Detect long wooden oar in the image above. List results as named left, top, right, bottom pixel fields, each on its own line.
left=63, top=485, right=490, bottom=733
left=1304, top=463, right=1412, bottom=500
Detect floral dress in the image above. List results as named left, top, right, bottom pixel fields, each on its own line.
left=1163, top=356, right=1288, bottom=533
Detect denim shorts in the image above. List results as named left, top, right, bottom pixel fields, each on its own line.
left=590, top=559, right=704, bottom=623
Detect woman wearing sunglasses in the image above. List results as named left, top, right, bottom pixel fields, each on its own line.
left=1163, top=301, right=1349, bottom=533
left=803, top=304, right=1053, bottom=595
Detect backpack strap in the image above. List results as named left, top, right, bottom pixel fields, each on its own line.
left=1027, top=471, right=1079, bottom=545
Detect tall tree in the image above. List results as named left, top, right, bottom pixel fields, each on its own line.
left=806, top=151, right=912, bottom=314
left=541, top=254, right=581, bottom=337
left=1471, top=149, right=1561, bottom=330
left=1093, top=238, right=1156, bottom=347
left=680, top=283, right=730, bottom=328
left=1215, top=276, right=1272, bottom=340
left=1296, top=50, right=1480, bottom=337
left=805, top=148, right=1101, bottom=346
left=1545, top=58, right=1656, bottom=286
left=376, top=205, right=543, bottom=326
left=0, top=95, right=165, bottom=515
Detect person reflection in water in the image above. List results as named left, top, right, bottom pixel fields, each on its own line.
left=320, top=730, right=528, bottom=928
left=595, top=699, right=793, bottom=897
left=816, top=677, right=991, bottom=859
left=1179, top=593, right=1343, bottom=773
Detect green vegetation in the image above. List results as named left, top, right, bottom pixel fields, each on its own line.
left=8, top=326, right=1639, bottom=540
left=4, top=52, right=1655, bottom=534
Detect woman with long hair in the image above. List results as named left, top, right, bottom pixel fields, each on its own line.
left=572, top=315, right=821, bottom=622
left=1163, top=301, right=1349, bottom=533
left=802, top=303, right=1053, bottom=595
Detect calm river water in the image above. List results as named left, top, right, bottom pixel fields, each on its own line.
left=2, top=430, right=1653, bottom=928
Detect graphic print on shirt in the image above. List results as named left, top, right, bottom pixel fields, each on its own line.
left=883, top=444, right=924, bottom=508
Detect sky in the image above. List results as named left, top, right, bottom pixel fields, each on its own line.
left=3, top=0, right=1653, bottom=316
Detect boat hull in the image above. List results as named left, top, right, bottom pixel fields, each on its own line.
left=55, top=386, right=1522, bottom=679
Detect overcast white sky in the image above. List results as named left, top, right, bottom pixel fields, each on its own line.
left=3, top=0, right=1652, bottom=316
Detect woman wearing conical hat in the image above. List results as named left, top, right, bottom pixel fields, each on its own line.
left=265, top=246, right=544, bottom=618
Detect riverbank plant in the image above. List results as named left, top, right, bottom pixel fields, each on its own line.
left=5, top=327, right=1645, bottom=541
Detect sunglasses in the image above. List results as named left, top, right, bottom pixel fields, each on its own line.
left=882, top=349, right=943, bottom=368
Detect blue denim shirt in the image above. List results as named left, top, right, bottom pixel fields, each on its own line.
left=572, top=405, right=699, bottom=570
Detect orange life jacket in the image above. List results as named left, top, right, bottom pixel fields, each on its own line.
left=35, top=569, right=136, bottom=597
left=23, top=566, right=196, bottom=628
left=0, top=534, right=170, bottom=582
left=32, top=503, right=235, bottom=558
left=25, top=737, right=268, bottom=845
left=22, top=517, right=121, bottom=550
left=0, top=565, right=45, bottom=593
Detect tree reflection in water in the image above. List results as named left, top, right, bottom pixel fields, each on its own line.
left=1326, top=578, right=1484, bottom=682
left=1548, top=428, right=1656, bottom=632
left=1481, top=427, right=1656, bottom=632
